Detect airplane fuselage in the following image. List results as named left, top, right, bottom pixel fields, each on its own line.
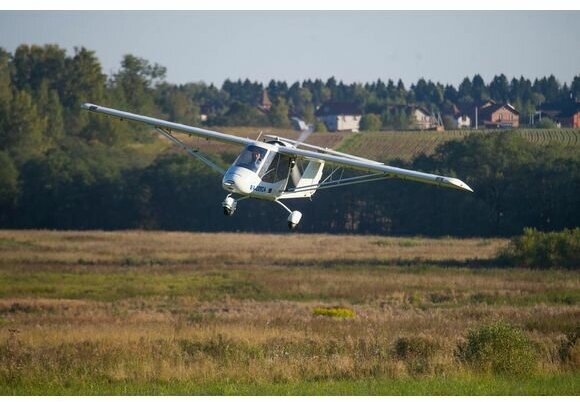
left=221, top=142, right=288, bottom=201
left=222, top=166, right=285, bottom=200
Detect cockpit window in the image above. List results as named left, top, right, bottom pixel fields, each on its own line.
left=261, top=152, right=291, bottom=183
left=233, top=145, right=268, bottom=173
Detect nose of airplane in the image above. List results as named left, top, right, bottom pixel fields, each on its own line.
left=222, top=172, right=253, bottom=195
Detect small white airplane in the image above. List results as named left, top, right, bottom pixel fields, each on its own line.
left=82, top=103, right=473, bottom=230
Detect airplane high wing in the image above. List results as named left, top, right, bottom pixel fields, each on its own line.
left=275, top=141, right=473, bottom=192
left=82, top=103, right=253, bottom=147
left=82, top=102, right=473, bottom=229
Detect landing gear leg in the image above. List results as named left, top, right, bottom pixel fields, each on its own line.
left=275, top=200, right=302, bottom=230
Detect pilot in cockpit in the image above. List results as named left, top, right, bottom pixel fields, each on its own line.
left=251, top=148, right=262, bottom=169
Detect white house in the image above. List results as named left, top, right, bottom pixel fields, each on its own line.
left=409, top=106, right=434, bottom=130
left=456, top=114, right=471, bottom=128
left=315, top=102, right=362, bottom=132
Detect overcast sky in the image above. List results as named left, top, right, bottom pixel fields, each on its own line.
left=0, top=11, right=578, bottom=87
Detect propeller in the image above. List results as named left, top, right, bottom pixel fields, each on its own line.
left=296, top=124, right=315, bottom=145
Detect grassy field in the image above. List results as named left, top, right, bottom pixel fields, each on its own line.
left=0, top=231, right=578, bottom=395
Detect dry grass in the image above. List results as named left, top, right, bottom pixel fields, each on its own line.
left=0, top=230, right=578, bottom=394
left=0, top=230, right=505, bottom=265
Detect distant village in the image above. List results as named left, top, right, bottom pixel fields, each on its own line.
left=249, top=89, right=580, bottom=132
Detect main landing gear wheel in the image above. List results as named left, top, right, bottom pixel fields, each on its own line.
left=287, top=210, right=302, bottom=230
left=274, top=200, right=302, bottom=231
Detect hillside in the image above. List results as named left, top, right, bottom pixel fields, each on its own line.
left=335, top=129, right=580, bottom=162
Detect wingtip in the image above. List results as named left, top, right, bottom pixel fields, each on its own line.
left=446, top=178, right=474, bottom=193
left=81, top=103, right=98, bottom=112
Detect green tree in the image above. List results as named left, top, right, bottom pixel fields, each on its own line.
left=79, top=112, right=126, bottom=146
left=458, top=77, right=473, bottom=105
left=394, top=79, right=407, bottom=104
left=381, top=108, right=393, bottom=129
left=288, top=86, right=314, bottom=122
left=360, top=113, right=381, bottom=131
left=62, top=47, right=106, bottom=109
left=113, top=54, right=166, bottom=114
left=393, top=109, right=410, bottom=130
left=429, top=132, right=537, bottom=235
left=302, top=104, right=315, bottom=124
left=219, top=101, right=267, bottom=126
left=0, top=48, right=11, bottom=109
left=269, top=97, right=290, bottom=128
left=471, top=74, right=488, bottom=102
left=222, top=79, right=262, bottom=105
left=2, top=90, right=47, bottom=163
left=164, top=89, right=200, bottom=125
left=0, top=150, right=18, bottom=224
left=0, top=48, right=12, bottom=140
left=534, top=75, right=560, bottom=103
left=489, top=74, right=510, bottom=103
left=37, top=80, right=65, bottom=146
left=11, top=44, right=66, bottom=96
left=571, top=75, right=580, bottom=100
left=140, top=154, right=221, bottom=230
left=267, top=80, right=288, bottom=100
left=443, top=84, right=458, bottom=104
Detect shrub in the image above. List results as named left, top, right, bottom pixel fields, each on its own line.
left=312, top=306, right=355, bottom=319
left=314, top=120, right=327, bottom=133
left=498, top=228, right=580, bottom=269
left=535, top=118, right=557, bottom=129
left=360, top=113, right=382, bottom=131
left=558, top=329, right=580, bottom=370
left=456, top=321, right=537, bottom=376
left=393, top=336, right=439, bottom=375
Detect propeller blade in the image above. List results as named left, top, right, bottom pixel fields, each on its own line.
left=295, top=124, right=315, bottom=145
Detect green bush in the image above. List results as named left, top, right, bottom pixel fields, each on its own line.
left=535, top=118, right=557, bottom=129
left=456, top=321, right=537, bottom=376
left=312, top=306, right=355, bottom=319
left=314, top=120, right=327, bottom=133
left=558, top=329, right=580, bottom=370
left=393, top=336, right=439, bottom=375
left=498, top=228, right=580, bottom=269
left=360, top=113, right=382, bottom=131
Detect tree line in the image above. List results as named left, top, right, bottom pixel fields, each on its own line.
left=0, top=44, right=578, bottom=235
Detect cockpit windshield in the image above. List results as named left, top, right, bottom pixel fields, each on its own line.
left=233, top=145, right=268, bottom=173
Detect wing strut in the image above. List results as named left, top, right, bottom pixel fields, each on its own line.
left=287, top=173, right=390, bottom=193
left=155, top=127, right=225, bottom=174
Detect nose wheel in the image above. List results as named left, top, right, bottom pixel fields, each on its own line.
left=222, top=195, right=237, bottom=216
